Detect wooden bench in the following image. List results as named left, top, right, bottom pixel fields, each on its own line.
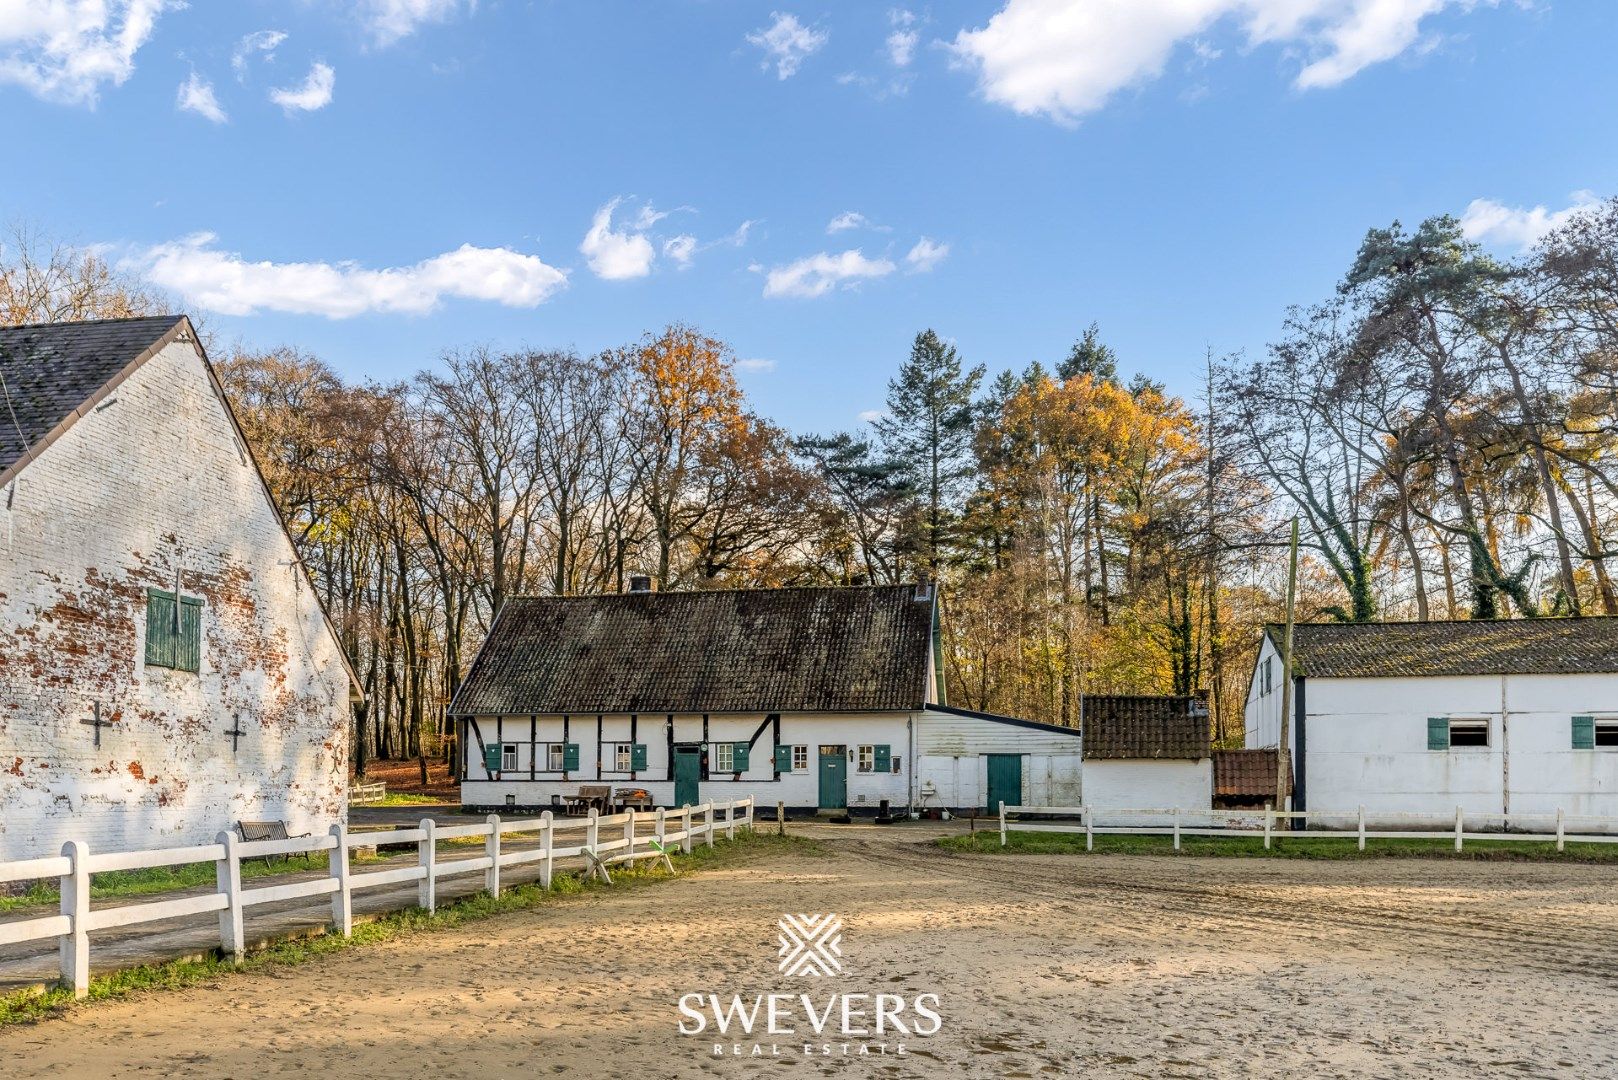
left=564, top=785, right=613, bottom=816
left=237, top=820, right=311, bottom=866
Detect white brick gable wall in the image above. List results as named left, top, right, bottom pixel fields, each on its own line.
left=0, top=337, right=351, bottom=861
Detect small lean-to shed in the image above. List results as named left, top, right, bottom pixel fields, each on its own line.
left=1080, top=694, right=1212, bottom=819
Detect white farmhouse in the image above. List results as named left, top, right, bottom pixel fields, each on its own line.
left=1244, top=619, right=1618, bottom=825
left=0, top=316, right=360, bottom=861
left=451, top=581, right=1082, bottom=815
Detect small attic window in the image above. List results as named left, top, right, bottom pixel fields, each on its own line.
left=145, top=588, right=202, bottom=673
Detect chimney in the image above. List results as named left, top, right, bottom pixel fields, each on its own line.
left=628, top=575, right=653, bottom=593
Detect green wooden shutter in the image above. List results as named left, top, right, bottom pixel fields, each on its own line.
left=145, top=588, right=176, bottom=668
left=873, top=744, right=891, bottom=771
left=631, top=743, right=648, bottom=770
left=773, top=745, right=793, bottom=772
left=484, top=744, right=503, bottom=772
left=562, top=743, right=580, bottom=770
left=1572, top=715, right=1596, bottom=750
left=732, top=742, right=750, bottom=772
left=1427, top=717, right=1450, bottom=751
left=178, top=596, right=203, bottom=673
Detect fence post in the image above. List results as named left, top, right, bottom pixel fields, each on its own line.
left=418, top=818, right=437, bottom=913
left=726, top=800, right=736, bottom=841
left=485, top=814, right=502, bottom=895
left=328, top=823, right=352, bottom=937
left=998, top=800, right=1007, bottom=847
left=745, top=797, right=754, bottom=831
left=1556, top=807, right=1565, bottom=853
left=704, top=803, right=715, bottom=848
left=1084, top=805, right=1093, bottom=852
left=216, top=830, right=244, bottom=962
left=1357, top=806, right=1366, bottom=852
left=540, top=811, right=555, bottom=889
left=1263, top=805, right=1272, bottom=851
left=1454, top=805, right=1464, bottom=853
left=654, top=807, right=667, bottom=866
left=1172, top=807, right=1181, bottom=852
left=681, top=806, right=693, bottom=855
left=777, top=800, right=785, bottom=837
left=625, top=808, right=637, bottom=861
left=59, top=839, right=89, bottom=998
left=586, top=808, right=600, bottom=868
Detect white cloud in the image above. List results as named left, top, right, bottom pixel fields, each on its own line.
left=905, top=237, right=950, bottom=272
left=857, top=408, right=886, bottom=423
left=232, top=30, right=287, bottom=80
left=747, top=12, right=828, bottom=79
left=580, top=198, right=658, bottom=280
left=362, top=0, right=472, bottom=46
left=736, top=358, right=777, bottom=373
left=763, top=249, right=897, bottom=299
left=663, top=235, right=697, bottom=267
left=270, top=62, right=335, bottom=112
left=0, top=0, right=177, bottom=106
left=950, top=0, right=1502, bottom=125
left=126, top=233, right=568, bottom=318
left=176, top=72, right=226, bottom=123
left=828, top=210, right=886, bottom=234
left=887, top=8, right=919, bottom=68
left=1460, top=191, right=1600, bottom=252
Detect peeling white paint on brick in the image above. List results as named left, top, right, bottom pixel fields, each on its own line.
left=0, top=339, right=351, bottom=861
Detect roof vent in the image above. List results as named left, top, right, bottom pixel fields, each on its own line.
left=628, top=575, right=653, bottom=593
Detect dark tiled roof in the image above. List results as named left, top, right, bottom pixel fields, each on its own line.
left=451, top=585, right=937, bottom=715
left=1080, top=695, right=1209, bottom=760
left=0, top=316, right=185, bottom=478
left=1213, top=749, right=1289, bottom=799
left=1275, top=619, right=1618, bottom=679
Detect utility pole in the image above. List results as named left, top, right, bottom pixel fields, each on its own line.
left=1277, top=516, right=1299, bottom=813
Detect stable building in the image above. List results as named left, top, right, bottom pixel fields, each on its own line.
left=450, top=582, right=1082, bottom=814
left=1243, top=619, right=1618, bottom=824
left=1078, top=694, right=1212, bottom=820
left=0, top=316, right=360, bottom=861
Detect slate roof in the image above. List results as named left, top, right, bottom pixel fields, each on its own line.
left=1273, top=619, right=1618, bottom=679
left=1080, top=695, right=1210, bottom=760
left=1213, top=749, right=1289, bottom=799
left=450, top=585, right=937, bottom=715
left=0, top=316, right=186, bottom=481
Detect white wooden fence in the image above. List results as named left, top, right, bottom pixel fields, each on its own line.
left=998, top=803, right=1618, bottom=853
left=0, top=798, right=752, bottom=1000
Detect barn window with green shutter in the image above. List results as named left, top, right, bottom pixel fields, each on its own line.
left=773, top=745, right=793, bottom=772
left=562, top=743, right=580, bottom=771
left=631, top=743, right=648, bottom=770
left=1427, top=717, right=1449, bottom=750
left=145, top=588, right=202, bottom=673
left=484, top=744, right=504, bottom=773
left=872, top=744, right=891, bottom=772
left=1573, top=716, right=1596, bottom=749
left=731, top=742, right=750, bottom=772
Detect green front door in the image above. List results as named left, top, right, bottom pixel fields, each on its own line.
left=674, top=746, right=701, bottom=807
left=986, top=754, right=1023, bottom=814
left=818, top=745, right=847, bottom=810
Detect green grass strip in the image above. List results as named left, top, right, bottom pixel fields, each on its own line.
left=939, top=829, right=1618, bottom=861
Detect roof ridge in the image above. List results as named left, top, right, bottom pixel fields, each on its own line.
left=0, top=314, right=184, bottom=333
left=503, top=582, right=924, bottom=601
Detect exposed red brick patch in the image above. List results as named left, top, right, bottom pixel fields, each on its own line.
left=128, top=760, right=145, bottom=781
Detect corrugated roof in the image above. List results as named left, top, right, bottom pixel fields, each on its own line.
left=1275, top=619, right=1618, bottom=679
left=1080, top=694, right=1209, bottom=760
left=0, top=316, right=186, bottom=481
left=451, top=585, right=936, bottom=715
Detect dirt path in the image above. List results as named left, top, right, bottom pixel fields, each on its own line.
left=3, top=825, right=1616, bottom=1078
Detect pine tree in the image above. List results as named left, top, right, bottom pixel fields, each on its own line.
left=1058, top=323, right=1119, bottom=383
left=875, top=329, right=985, bottom=574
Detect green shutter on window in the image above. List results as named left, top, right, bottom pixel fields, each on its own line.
left=1427, top=717, right=1450, bottom=751
left=1572, top=715, right=1596, bottom=750
left=178, top=596, right=203, bottom=673
left=731, top=742, right=750, bottom=772
left=631, top=743, right=648, bottom=770
left=145, top=588, right=176, bottom=668
left=484, top=744, right=503, bottom=772
left=873, top=744, right=891, bottom=771
left=773, top=745, right=793, bottom=772
left=562, top=743, right=580, bottom=771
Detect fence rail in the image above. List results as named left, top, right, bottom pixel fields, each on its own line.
left=998, top=803, right=1618, bottom=853
left=0, top=798, right=753, bottom=999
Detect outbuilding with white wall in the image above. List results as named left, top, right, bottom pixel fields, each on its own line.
left=1244, top=618, right=1618, bottom=827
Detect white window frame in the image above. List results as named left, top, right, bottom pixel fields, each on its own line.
left=791, top=744, right=809, bottom=771
left=856, top=745, right=875, bottom=773
left=714, top=742, right=735, bottom=772
left=501, top=743, right=519, bottom=771
left=1447, top=717, right=1490, bottom=749
left=547, top=743, right=565, bottom=771
left=614, top=742, right=634, bottom=771
left=1595, top=717, right=1618, bottom=749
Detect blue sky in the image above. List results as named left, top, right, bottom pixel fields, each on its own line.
left=3, top=1, right=1615, bottom=434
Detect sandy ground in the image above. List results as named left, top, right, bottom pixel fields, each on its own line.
left=3, top=824, right=1617, bottom=1079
